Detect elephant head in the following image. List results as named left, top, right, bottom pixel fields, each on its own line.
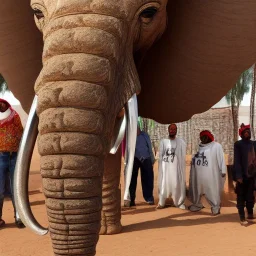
left=1, top=1, right=256, bottom=255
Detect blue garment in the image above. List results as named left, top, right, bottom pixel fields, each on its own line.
left=129, top=157, right=154, bottom=202
left=0, top=152, right=17, bottom=218
left=135, top=132, right=155, bottom=164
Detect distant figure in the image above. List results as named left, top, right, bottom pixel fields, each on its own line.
left=128, top=126, right=155, bottom=207
left=189, top=130, right=226, bottom=216
left=157, top=124, right=186, bottom=210
left=233, top=124, right=256, bottom=226
left=0, top=99, right=25, bottom=228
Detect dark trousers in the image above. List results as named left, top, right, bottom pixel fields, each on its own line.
left=129, top=157, right=154, bottom=202
left=235, top=178, right=255, bottom=220
left=0, top=152, right=18, bottom=219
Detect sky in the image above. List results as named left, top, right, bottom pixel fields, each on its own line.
left=212, top=87, right=251, bottom=108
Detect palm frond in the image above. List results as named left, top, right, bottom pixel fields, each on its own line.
left=225, top=67, right=252, bottom=106
left=0, top=73, right=9, bottom=94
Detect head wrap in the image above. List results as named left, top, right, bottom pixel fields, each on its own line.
left=0, top=98, right=16, bottom=126
left=200, top=130, right=214, bottom=142
left=239, top=123, right=250, bottom=137
left=0, top=98, right=11, bottom=109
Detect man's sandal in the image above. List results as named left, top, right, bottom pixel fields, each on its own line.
left=15, top=219, right=25, bottom=229
left=156, top=204, right=165, bottom=210
left=247, top=215, right=256, bottom=223
left=0, top=219, right=5, bottom=229
left=240, top=220, right=249, bottom=227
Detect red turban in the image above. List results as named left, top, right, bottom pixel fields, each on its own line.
left=200, top=130, right=214, bottom=142
left=239, top=123, right=250, bottom=137
left=0, top=98, right=16, bottom=126
left=0, top=98, right=11, bottom=109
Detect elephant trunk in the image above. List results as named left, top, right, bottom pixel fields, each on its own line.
left=37, top=90, right=106, bottom=255
left=35, top=24, right=119, bottom=255
left=38, top=99, right=105, bottom=255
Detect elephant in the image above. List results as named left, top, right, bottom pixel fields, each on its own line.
left=1, top=1, right=256, bottom=255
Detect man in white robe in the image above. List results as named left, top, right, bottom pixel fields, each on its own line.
left=157, top=124, right=186, bottom=209
left=189, top=130, right=226, bottom=215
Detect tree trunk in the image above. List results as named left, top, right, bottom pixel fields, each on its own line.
left=231, top=103, right=239, bottom=143
left=250, top=64, right=256, bottom=139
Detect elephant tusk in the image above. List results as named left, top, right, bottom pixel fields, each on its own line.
left=109, top=111, right=127, bottom=154
left=14, top=95, right=48, bottom=236
left=123, top=94, right=138, bottom=201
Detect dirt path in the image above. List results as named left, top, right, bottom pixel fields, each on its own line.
left=0, top=155, right=255, bottom=256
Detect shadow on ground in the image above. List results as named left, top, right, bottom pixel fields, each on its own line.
left=122, top=191, right=237, bottom=216
left=4, top=223, right=18, bottom=229
left=30, top=200, right=45, bottom=206
left=29, top=190, right=42, bottom=196
left=123, top=212, right=245, bottom=233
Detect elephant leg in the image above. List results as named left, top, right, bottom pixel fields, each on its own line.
left=100, top=148, right=122, bottom=235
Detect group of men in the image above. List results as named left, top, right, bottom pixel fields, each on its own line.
left=128, top=122, right=256, bottom=225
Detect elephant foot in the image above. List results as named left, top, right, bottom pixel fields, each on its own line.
left=100, top=222, right=122, bottom=235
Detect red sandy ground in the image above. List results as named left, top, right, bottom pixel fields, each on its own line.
left=0, top=149, right=255, bottom=256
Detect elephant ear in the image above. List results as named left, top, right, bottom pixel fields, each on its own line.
left=137, top=1, right=256, bottom=124
left=0, top=1, right=42, bottom=112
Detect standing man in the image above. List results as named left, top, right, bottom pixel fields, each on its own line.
left=233, top=124, right=256, bottom=226
left=189, top=130, right=226, bottom=216
left=129, top=126, right=155, bottom=206
left=0, top=98, right=25, bottom=228
left=157, top=124, right=186, bottom=209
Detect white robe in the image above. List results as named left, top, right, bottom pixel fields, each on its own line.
left=189, top=141, right=226, bottom=214
left=158, top=137, right=186, bottom=207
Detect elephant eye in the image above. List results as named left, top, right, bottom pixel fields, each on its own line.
left=140, top=7, right=158, bottom=23
left=33, top=8, right=44, bottom=20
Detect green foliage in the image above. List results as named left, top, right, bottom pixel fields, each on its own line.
left=138, top=116, right=155, bottom=132
left=225, top=66, right=253, bottom=142
left=226, top=67, right=252, bottom=106
left=0, top=73, right=8, bottom=94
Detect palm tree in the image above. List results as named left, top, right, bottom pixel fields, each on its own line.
left=250, top=65, right=256, bottom=139
left=0, top=73, right=9, bottom=94
left=226, top=68, right=252, bottom=142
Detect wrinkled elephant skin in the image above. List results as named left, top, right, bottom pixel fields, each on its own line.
left=1, top=1, right=256, bottom=256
